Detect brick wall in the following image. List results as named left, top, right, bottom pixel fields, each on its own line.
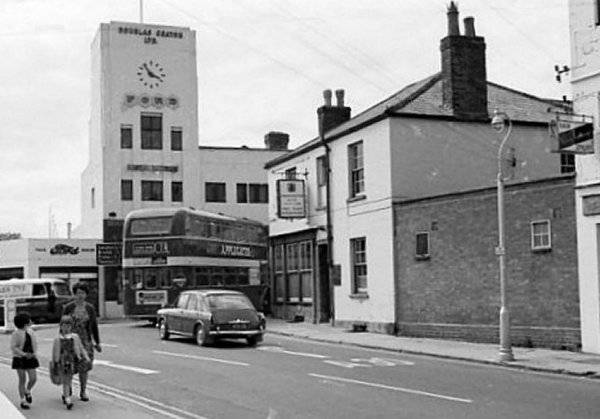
left=393, top=175, right=580, bottom=349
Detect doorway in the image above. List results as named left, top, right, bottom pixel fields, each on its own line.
left=318, top=244, right=330, bottom=322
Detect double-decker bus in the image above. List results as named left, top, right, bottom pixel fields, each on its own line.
left=122, top=207, right=268, bottom=321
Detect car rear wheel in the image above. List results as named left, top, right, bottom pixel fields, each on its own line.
left=195, top=325, right=213, bottom=347
left=159, top=320, right=170, bottom=340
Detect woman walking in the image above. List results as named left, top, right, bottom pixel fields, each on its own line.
left=62, top=283, right=101, bottom=402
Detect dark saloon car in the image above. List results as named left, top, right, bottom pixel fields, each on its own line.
left=156, top=290, right=266, bottom=346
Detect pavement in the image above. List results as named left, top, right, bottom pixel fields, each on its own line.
left=1, top=317, right=599, bottom=418
left=265, top=318, right=600, bottom=379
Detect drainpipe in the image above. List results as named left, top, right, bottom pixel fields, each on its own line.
left=318, top=111, right=335, bottom=327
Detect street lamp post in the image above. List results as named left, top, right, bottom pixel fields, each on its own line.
left=491, top=109, right=515, bottom=363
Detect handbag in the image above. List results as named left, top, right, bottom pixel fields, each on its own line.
left=48, top=361, right=62, bottom=385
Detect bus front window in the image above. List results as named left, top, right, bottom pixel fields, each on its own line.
left=132, top=269, right=144, bottom=290
left=144, top=270, right=158, bottom=289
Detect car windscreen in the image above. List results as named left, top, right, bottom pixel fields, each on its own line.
left=207, top=294, right=254, bottom=310
left=52, top=283, right=71, bottom=296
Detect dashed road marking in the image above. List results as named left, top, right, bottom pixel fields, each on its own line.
left=309, top=373, right=473, bottom=404
left=350, top=357, right=415, bottom=366
left=94, top=359, right=159, bottom=374
left=153, top=350, right=250, bottom=366
left=258, top=345, right=329, bottom=359
left=41, top=338, right=118, bottom=348
left=323, top=360, right=371, bottom=368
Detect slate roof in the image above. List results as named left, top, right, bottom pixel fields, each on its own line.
left=265, top=73, right=571, bottom=169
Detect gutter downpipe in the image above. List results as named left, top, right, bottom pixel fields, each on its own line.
left=318, top=113, right=335, bottom=327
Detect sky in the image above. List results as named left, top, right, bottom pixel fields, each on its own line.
left=0, top=0, right=571, bottom=238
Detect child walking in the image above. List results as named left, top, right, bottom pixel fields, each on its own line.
left=52, top=315, right=90, bottom=410
left=10, top=312, right=39, bottom=410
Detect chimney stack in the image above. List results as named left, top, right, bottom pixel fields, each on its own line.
left=440, top=3, right=487, bottom=120
left=317, top=89, right=351, bottom=136
left=264, top=131, right=289, bottom=150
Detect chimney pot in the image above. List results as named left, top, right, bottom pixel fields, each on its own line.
left=335, top=89, right=345, bottom=107
left=317, top=90, right=351, bottom=135
left=323, top=89, right=332, bottom=106
left=464, top=17, right=475, bottom=37
left=447, top=1, right=460, bottom=36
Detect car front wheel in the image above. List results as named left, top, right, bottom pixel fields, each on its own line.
left=195, top=325, right=213, bottom=347
left=246, top=335, right=262, bottom=347
left=159, top=320, right=170, bottom=340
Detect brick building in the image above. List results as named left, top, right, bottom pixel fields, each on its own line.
left=265, top=3, right=579, bottom=348
left=394, top=175, right=579, bottom=349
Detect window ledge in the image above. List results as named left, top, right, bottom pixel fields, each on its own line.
left=349, top=293, right=369, bottom=300
left=532, top=247, right=552, bottom=253
left=415, top=254, right=430, bottom=261
left=347, top=194, right=366, bottom=204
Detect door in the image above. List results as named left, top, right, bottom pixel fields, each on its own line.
left=181, top=294, right=198, bottom=335
left=318, top=244, right=330, bottom=322
left=169, top=293, right=189, bottom=332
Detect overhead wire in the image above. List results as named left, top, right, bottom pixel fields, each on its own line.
left=157, top=0, right=553, bottom=164
left=268, top=0, right=400, bottom=89
left=234, top=0, right=391, bottom=94
left=157, top=0, right=329, bottom=89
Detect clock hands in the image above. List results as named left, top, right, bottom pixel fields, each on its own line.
left=143, top=63, right=163, bottom=82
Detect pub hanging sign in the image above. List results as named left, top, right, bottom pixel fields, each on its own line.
left=277, top=179, right=306, bottom=219
left=549, top=112, right=594, bottom=154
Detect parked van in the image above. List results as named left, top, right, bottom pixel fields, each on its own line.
left=0, top=278, right=73, bottom=325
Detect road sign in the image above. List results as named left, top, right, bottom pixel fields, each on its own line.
left=3, top=298, right=16, bottom=332
left=96, top=243, right=122, bottom=265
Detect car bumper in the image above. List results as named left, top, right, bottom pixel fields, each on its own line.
left=209, top=329, right=264, bottom=337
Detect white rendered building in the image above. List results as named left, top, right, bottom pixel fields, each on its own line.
left=76, top=21, right=287, bottom=239
left=568, top=0, right=600, bottom=354
left=74, top=21, right=287, bottom=318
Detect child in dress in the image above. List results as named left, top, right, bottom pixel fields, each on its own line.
left=52, top=315, right=90, bottom=410
left=10, top=312, right=39, bottom=410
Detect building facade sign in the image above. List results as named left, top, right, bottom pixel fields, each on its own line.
left=126, top=164, right=178, bottom=173
left=583, top=194, right=600, bottom=216
left=123, top=94, right=180, bottom=109
left=117, top=26, right=184, bottom=45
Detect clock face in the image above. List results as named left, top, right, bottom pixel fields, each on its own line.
left=137, top=60, right=166, bottom=89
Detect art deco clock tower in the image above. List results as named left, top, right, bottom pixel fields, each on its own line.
left=79, top=22, right=198, bottom=239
